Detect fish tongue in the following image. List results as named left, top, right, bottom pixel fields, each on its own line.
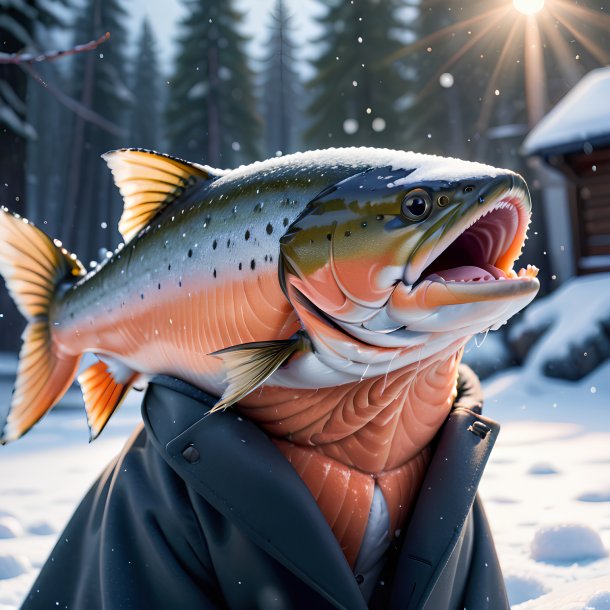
left=433, top=265, right=497, bottom=282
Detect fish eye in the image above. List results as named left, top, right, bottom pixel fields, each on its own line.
left=401, top=189, right=432, bottom=222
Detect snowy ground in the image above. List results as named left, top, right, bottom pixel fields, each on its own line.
left=1, top=355, right=610, bottom=608
left=480, top=359, right=610, bottom=608
left=0, top=359, right=143, bottom=610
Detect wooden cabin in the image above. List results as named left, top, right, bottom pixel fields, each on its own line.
left=522, top=67, right=610, bottom=277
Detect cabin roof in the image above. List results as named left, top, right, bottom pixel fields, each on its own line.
left=522, top=67, right=610, bottom=157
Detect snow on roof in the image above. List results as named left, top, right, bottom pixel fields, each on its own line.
left=522, top=67, right=610, bottom=157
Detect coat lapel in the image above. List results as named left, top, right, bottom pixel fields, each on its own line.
left=143, top=377, right=368, bottom=610
left=386, top=407, right=500, bottom=609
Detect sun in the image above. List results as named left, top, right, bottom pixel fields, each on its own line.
left=513, top=0, right=545, bottom=15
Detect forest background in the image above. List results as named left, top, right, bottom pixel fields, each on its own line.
left=0, top=0, right=606, bottom=351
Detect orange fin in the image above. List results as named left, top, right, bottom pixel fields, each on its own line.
left=0, top=208, right=83, bottom=443
left=210, top=336, right=305, bottom=413
left=1, top=322, right=80, bottom=443
left=78, top=360, right=136, bottom=441
left=102, top=148, right=225, bottom=243
left=0, top=207, right=83, bottom=319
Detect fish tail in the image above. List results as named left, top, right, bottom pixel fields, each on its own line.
left=0, top=207, right=84, bottom=443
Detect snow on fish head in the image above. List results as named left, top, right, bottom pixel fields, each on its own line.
left=279, top=154, right=540, bottom=380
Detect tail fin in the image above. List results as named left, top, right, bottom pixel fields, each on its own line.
left=0, top=207, right=84, bottom=443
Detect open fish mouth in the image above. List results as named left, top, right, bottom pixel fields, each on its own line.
left=283, top=169, right=541, bottom=355
left=406, top=190, right=539, bottom=303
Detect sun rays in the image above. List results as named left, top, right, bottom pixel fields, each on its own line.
left=390, top=0, right=609, bottom=144
left=513, top=0, right=545, bottom=15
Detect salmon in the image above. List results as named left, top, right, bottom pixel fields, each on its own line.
left=0, top=147, right=539, bottom=563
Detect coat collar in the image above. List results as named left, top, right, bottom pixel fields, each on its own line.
left=142, top=376, right=368, bottom=610
left=142, top=368, right=498, bottom=610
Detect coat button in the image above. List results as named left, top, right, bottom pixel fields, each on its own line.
left=468, top=421, right=490, bottom=439
left=182, top=443, right=200, bottom=463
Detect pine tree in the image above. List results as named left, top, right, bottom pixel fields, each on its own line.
left=166, top=0, right=260, bottom=168
left=0, top=1, right=70, bottom=350
left=404, top=2, right=467, bottom=157
left=129, top=19, right=162, bottom=151
left=407, top=0, right=608, bottom=162
left=261, top=0, right=301, bottom=157
left=0, top=2, right=33, bottom=351
left=305, top=0, right=413, bottom=150
left=64, top=0, right=131, bottom=263
left=26, top=11, right=75, bottom=240
left=0, top=1, right=36, bottom=216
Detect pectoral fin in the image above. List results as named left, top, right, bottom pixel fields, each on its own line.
left=210, top=336, right=305, bottom=413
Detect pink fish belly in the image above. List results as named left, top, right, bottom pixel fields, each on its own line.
left=55, top=269, right=299, bottom=393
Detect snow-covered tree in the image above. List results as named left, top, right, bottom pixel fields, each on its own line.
left=261, top=0, right=301, bottom=157
left=166, top=0, right=260, bottom=168
left=129, top=19, right=163, bottom=151
left=305, top=0, right=413, bottom=149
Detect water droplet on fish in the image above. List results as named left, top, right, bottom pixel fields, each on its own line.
left=100, top=222, right=107, bottom=229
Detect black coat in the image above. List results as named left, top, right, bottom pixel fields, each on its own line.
left=22, top=366, right=509, bottom=610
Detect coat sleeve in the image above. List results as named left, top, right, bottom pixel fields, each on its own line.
left=21, top=425, right=227, bottom=610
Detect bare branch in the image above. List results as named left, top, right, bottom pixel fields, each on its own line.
left=21, top=63, right=127, bottom=137
left=0, top=32, right=110, bottom=65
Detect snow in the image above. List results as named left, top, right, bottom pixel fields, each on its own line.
left=578, top=489, right=610, bottom=503
left=522, top=67, right=610, bottom=156
left=0, top=555, right=30, bottom=581
left=0, top=517, right=24, bottom=540
left=0, top=369, right=142, bottom=609
left=585, top=591, right=610, bottom=610
left=504, top=573, right=549, bottom=606
left=530, top=525, right=607, bottom=564
left=508, top=273, right=610, bottom=380
left=527, top=462, right=560, bottom=476
left=1, top=275, right=610, bottom=608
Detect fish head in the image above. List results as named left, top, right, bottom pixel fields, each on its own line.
left=280, top=155, right=540, bottom=379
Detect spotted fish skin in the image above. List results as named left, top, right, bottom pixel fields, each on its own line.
left=0, top=146, right=540, bottom=569
left=51, top=149, right=409, bottom=396
left=0, top=147, right=538, bottom=442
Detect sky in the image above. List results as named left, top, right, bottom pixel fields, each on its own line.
left=128, top=0, right=323, bottom=76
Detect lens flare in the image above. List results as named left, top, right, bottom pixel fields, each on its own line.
left=513, top=0, right=545, bottom=15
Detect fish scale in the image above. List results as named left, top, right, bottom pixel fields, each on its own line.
left=0, top=147, right=540, bottom=570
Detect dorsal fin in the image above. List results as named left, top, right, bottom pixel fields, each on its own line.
left=102, top=148, right=225, bottom=243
